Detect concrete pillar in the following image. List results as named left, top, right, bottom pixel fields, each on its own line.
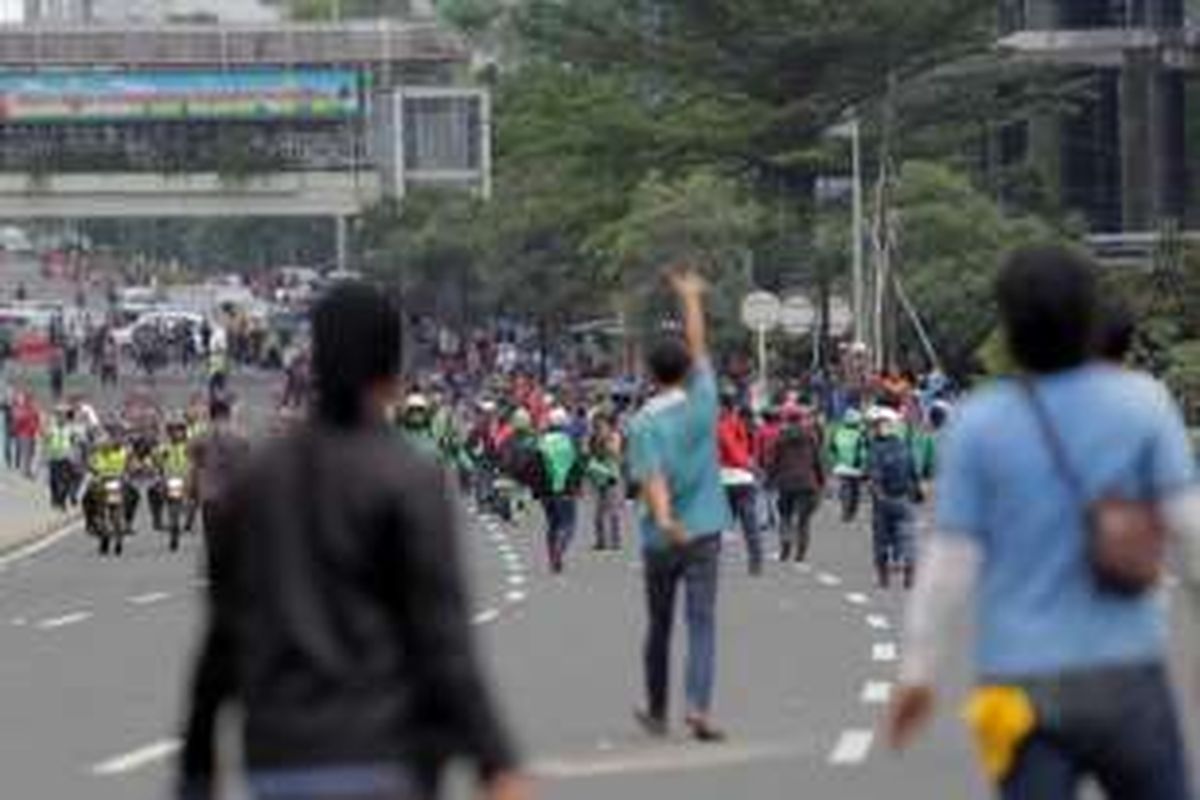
left=335, top=215, right=349, bottom=273
left=1121, top=54, right=1156, bottom=231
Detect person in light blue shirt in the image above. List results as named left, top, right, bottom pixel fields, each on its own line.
left=627, top=268, right=731, bottom=743
left=889, top=245, right=1200, bottom=800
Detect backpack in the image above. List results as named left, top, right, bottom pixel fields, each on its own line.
left=872, top=436, right=913, bottom=499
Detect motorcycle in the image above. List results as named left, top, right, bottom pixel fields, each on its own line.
left=97, top=479, right=127, bottom=556
left=163, top=475, right=187, bottom=552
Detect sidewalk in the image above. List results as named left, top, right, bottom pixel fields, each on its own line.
left=0, top=468, right=74, bottom=554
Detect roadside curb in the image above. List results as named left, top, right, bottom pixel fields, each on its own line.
left=0, top=511, right=82, bottom=561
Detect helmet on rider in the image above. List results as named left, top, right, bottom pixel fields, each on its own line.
left=401, top=393, right=432, bottom=430
left=166, top=418, right=188, bottom=443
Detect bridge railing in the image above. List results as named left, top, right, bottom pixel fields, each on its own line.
left=0, top=21, right=468, bottom=68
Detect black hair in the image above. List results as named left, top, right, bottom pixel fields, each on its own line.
left=996, top=245, right=1099, bottom=375
left=312, top=283, right=402, bottom=426
left=646, top=336, right=692, bottom=387
left=1095, top=297, right=1136, bottom=363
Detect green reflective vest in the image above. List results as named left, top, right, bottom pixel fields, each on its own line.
left=157, top=442, right=191, bottom=478
left=44, top=424, right=73, bottom=460
left=539, top=431, right=578, bottom=495
left=91, top=447, right=128, bottom=479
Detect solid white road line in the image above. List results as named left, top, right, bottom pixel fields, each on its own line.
left=534, top=740, right=813, bottom=779
left=92, top=739, right=182, bottom=776
left=872, top=642, right=899, bottom=663
left=817, top=572, right=843, bottom=587
left=845, top=592, right=870, bottom=606
left=865, top=614, right=891, bottom=630
left=0, top=519, right=82, bottom=571
left=861, top=681, right=893, bottom=704
left=472, top=609, right=501, bottom=626
left=505, top=590, right=527, bottom=604
left=37, top=611, right=92, bottom=630
left=829, top=730, right=874, bottom=766
left=129, top=592, right=170, bottom=606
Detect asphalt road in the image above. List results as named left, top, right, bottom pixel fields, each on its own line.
left=2, top=256, right=1197, bottom=799
left=3, top=476, right=1197, bottom=800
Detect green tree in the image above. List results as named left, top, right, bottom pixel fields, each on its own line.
left=891, top=160, right=1058, bottom=375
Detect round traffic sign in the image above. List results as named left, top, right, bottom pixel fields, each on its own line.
left=780, top=294, right=816, bottom=335
left=740, top=291, right=781, bottom=331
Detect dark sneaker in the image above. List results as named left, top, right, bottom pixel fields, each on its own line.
left=685, top=715, right=728, bottom=743
left=633, top=708, right=668, bottom=738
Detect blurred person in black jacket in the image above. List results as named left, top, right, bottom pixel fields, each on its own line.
left=177, top=283, right=528, bottom=800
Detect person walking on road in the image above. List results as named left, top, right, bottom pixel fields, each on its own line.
left=537, top=407, right=583, bottom=573
left=11, top=390, right=40, bottom=480
left=42, top=404, right=75, bottom=510
left=767, top=405, right=825, bottom=563
left=718, top=394, right=763, bottom=575
left=178, top=284, right=528, bottom=800
left=828, top=408, right=869, bottom=522
left=586, top=414, right=624, bottom=551
left=889, top=246, right=1200, bottom=800
left=867, top=406, right=922, bottom=590
left=628, top=268, right=732, bottom=743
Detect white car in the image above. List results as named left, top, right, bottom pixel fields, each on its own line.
left=112, top=311, right=214, bottom=353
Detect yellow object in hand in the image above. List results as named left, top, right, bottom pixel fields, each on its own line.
left=962, top=686, right=1037, bottom=783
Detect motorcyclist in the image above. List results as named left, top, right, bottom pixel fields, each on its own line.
left=149, top=418, right=193, bottom=532
left=397, top=393, right=440, bottom=460
left=82, top=427, right=136, bottom=539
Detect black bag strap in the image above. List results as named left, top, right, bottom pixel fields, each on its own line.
left=1019, top=378, right=1086, bottom=504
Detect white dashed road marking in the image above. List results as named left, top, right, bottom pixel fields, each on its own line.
left=507, top=574, right=526, bottom=587
left=37, top=611, right=91, bottom=630
left=828, top=730, right=874, bottom=765
left=845, top=592, right=870, bottom=606
left=817, top=572, right=843, bottom=587
left=472, top=609, right=501, bottom=626
left=861, top=681, right=893, bottom=704
left=872, top=643, right=899, bottom=663
left=506, top=590, right=527, bottom=604
left=534, top=740, right=815, bottom=779
left=129, top=592, right=170, bottom=606
left=865, top=614, right=891, bottom=630
left=92, top=739, right=181, bottom=776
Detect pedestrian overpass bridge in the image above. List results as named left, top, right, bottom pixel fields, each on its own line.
left=0, top=20, right=489, bottom=221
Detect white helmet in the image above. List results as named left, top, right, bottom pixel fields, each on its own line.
left=547, top=407, right=570, bottom=429
left=405, top=393, right=430, bottom=411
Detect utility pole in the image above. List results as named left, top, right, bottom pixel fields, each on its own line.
left=849, top=116, right=865, bottom=348
left=870, top=72, right=898, bottom=372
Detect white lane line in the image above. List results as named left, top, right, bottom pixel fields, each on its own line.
left=872, top=642, right=899, bottom=663
left=845, top=592, right=870, bottom=606
left=534, top=739, right=813, bottom=779
left=37, top=611, right=92, bottom=630
left=866, top=614, right=891, bottom=630
left=817, top=572, right=843, bottom=587
left=828, top=730, right=874, bottom=766
left=472, top=609, right=501, bottom=626
left=861, top=681, right=893, bottom=704
left=129, top=592, right=170, bottom=606
left=507, top=574, right=526, bottom=587
left=92, top=739, right=182, bottom=776
left=0, top=520, right=82, bottom=571
left=505, top=590, right=527, bottom=604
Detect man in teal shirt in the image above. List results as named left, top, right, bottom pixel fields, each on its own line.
left=627, top=268, right=731, bottom=742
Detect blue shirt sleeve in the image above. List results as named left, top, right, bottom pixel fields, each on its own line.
left=934, top=410, right=986, bottom=542
left=627, top=416, right=660, bottom=484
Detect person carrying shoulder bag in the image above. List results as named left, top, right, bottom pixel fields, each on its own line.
left=888, top=245, right=1200, bottom=800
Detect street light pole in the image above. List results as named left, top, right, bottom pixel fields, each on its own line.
left=849, top=116, right=865, bottom=348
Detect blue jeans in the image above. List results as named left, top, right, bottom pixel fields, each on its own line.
left=724, top=484, right=763, bottom=573
left=642, top=534, right=721, bottom=718
left=1001, top=662, right=1190, bottom=800
left=248, top=763, right=433, bottom=800
left=871, top=495, right=914, bottom=569
left=541, top=495, right=577, bottom=572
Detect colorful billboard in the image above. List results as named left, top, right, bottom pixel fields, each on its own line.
left=0, top=69, right=362, bottom=124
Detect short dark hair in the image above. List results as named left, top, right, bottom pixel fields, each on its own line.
left=1095, top=297, right=1136, bottom=363
left=996, top=245, right=1099, bottom=375
left=312, top=283, right=402, bottom=426
left=646, top=337, right=692, bottom=387
left=209, top=397, right=232, bottom=421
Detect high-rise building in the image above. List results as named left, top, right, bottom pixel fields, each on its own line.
left=1001, top=0, right=1194, bottom=232
left=23, top=0, right=93, bottom=22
